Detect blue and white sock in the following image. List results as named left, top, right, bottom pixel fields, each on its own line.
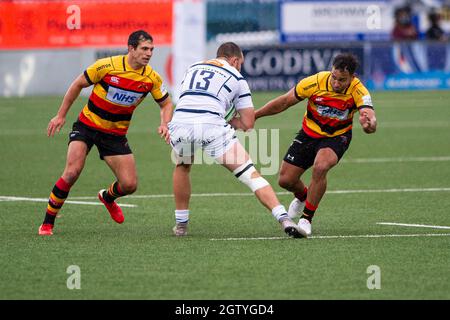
left=175, top=209, right=189, bottom=224
left=271, top=205, right=289, bottom=222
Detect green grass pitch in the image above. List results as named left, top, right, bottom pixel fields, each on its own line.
left=0, top=90, right=449, bottom=300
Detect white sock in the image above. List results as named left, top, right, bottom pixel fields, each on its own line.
left=175, top=209, right=189, bottom=224
left=271, top=205, right=289, bottom=222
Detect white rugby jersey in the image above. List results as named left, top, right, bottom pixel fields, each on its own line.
left=172, top=58, right=253, bottom=124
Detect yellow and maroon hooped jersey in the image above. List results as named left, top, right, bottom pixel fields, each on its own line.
left=80, top=55, right=168, bottom=136
left=294, top=71, right=373, bottom=138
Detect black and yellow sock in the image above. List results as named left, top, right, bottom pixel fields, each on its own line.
left=43, top=177, right=71, bottom=225
left=102, top=181, right=126, bottom=203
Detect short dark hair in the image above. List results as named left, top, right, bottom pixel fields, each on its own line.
left=128, top=30, right=153, bottom=49
left=428, top=10, right=441, bottom=24
left=216, top=42, right=243, bottom=59
left=332, top=53, right=359, bottom=75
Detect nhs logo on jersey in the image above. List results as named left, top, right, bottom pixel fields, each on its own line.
left=317, top=105, right=349, bottom=120
left=106, top=87, right=143, bottom=106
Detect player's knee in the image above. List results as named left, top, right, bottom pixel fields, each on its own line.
left=312, top=162, right=332, bottom=177
left=62, top=168, right=83, bottom=185
left=233, top=160, right=269, bottom=192
left=278, top=175, right=296, bottom=190
left=120, top=181, right=137, bottom=195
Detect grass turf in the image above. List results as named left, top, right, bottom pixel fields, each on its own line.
left=0, top=91, right=449, bottom=300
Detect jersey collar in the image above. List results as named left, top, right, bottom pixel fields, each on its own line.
left=124, top=55, right=146, bottom=74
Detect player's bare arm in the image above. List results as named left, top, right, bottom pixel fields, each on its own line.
left=359, top=107, right=377, bottom=134
left=255, top=87, right=302, bottom=120
left=229, top=107, right=255, bottom=132
left=47, top=74, right=91, bottom=137
left=157, top=95, right=174, bottom=144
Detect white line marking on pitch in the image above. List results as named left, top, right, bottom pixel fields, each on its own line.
left=324, top=187, right=450, bottom=194
left=67, top=187, right=450, bottom=200
left=0, top=196, right=137, bottom=207
left=209, top=233, right=450, bottom=241
left=377, top=222, right=450, bottom=230
left=341, top=156, right=450, bottom=163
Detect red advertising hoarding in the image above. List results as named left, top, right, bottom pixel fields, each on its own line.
left=0, top=0, right=173, bottom=49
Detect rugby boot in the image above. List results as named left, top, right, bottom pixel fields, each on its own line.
left=173, top=222, right=188, bottom=236
left=98, top=189, right=124, bottom=224
left=38, top=223, right=54, bottom=236
left=288, top=197, right=306, bottom=219
left=297, top=218, right=312, bottom=238
left=280, top=218, right=303, bottom=238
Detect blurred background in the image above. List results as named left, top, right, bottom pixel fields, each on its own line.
left=0, top=0, right=449, bottom=97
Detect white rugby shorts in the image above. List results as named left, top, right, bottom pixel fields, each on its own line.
left=168, top=122, right=237, bottom=162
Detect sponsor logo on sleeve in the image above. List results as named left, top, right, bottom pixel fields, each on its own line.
left=362, top=94, right=373, bottom=106
left=160, top=83, right=168, bottom=94
left=96, top=64, right=111, bottom=71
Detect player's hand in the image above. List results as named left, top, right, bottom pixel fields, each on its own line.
left=359, top=113, right=376, bottom=134
left=158, top=125, right=170, bottom=144
left=47, top=115, right=66, bottom=137
left=228, top=117, right=239, bottom=130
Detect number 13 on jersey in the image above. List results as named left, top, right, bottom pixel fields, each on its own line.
left=182, top=65, right=231, bottom=97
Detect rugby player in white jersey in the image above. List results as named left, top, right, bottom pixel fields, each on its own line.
left=168, top=42, right=302, bottom=238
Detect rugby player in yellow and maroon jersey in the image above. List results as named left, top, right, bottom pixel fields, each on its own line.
left=255, top=53, right=377, bottom=237
left=38, top=30, right=173, bottom=235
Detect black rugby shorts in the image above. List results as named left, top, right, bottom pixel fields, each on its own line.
left=283, top=130, right=352, bottom=170
left=68, top=121, right=132, bottom=160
